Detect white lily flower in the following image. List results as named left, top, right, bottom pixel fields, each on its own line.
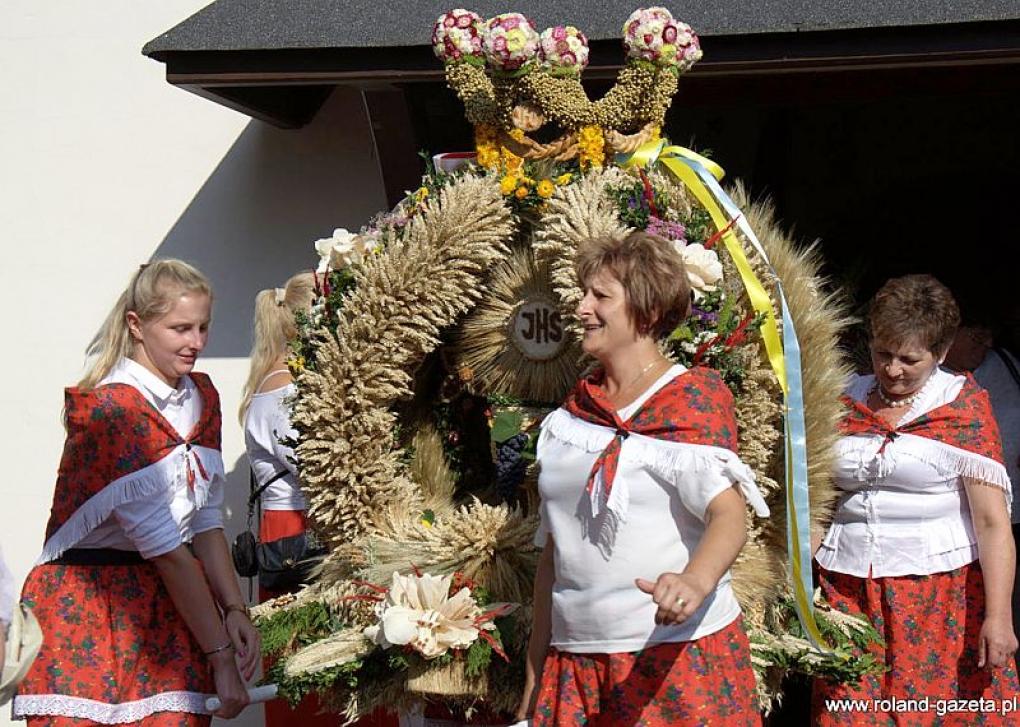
left=314, top=227, right=357, bottom=273
left=364, top=571, right=505, bottom=659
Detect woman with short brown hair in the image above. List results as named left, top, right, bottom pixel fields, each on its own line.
left=813, top=274, right=1020, bottom=725
left=516, top=231, right=768, bottom=726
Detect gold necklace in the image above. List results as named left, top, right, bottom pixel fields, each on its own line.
left=619, top=357, right=666, bottom=395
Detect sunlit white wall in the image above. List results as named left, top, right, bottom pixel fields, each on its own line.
left=0, top=4, right=387, bottom=726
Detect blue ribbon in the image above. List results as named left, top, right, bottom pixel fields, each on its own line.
left=619, top=145, right=828, bottom=650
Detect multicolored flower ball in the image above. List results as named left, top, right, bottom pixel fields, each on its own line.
left=622, top=7, right=703, bottom=71
left=432, top=9, right=484, bottom=63
left=482, top=13, right=540, bottom=72
left=538, top=25, right=589, bottom=76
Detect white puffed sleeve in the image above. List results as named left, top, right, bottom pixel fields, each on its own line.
left=628, top=433, right=770, bottom=522
left=191, top=478, right=225, bottom=535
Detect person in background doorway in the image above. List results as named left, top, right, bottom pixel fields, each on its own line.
left=946, top=313, right=1020, bottom=670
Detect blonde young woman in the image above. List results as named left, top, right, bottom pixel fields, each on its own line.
left=12, top=260, right=258, bottom=726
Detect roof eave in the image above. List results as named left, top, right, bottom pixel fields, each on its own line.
left=144, top=21, right=1020, bottom=128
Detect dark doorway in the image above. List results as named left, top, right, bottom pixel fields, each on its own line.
left=401, top=61, right=1020, bottom=350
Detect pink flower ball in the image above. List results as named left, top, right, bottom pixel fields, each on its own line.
left=622, top=7, right=702, bottom=71
left=482, top=13, right=540, bottom=72
left=538, top=25, right=589, bottom=75
left=432, top=9, right=485, bottom=63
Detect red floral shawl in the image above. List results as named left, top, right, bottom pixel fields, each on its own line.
left=839, top=374, right=1004, bottom=465
left=42, top=373, right=221, bottom=553
left=563, top=366, right=738, bottom=507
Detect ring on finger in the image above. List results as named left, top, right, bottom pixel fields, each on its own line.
left=675, top=596, right=685, bottom=609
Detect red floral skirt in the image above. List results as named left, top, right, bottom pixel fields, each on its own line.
left=533, top=617, right=761, bottom=726
left=812, top=563, right=1020, bottom=726
left=13, top=562, right=213, bottom=726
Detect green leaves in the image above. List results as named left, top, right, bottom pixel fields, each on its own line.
left=490, top=409, right=523, bottom=444
left=258, top=601, right=339, bottom=657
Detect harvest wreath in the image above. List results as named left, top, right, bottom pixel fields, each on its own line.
left=252, top=7, right=879, bottom=721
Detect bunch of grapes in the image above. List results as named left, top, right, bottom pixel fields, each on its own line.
left=495, top=432, right=530, bottom=500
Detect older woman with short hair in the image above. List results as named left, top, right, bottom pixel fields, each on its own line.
left=813, top=274, right=1020, bottom=725
left=515, top=231, right=768, bottom=726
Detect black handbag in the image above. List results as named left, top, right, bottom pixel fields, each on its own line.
left=255, top=529, right=327, bottom=591
left=231, top=469, right=326, bottom=591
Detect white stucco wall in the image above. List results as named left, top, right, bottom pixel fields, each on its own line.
left=0, top=3, right=387, bottom=725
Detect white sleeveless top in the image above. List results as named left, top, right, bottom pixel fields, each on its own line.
left=243, top=379, right=305, bottom=511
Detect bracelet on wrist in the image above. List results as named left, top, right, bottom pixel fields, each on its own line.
left=222, top=603, right=250, bottom=620
left=203, top=640, right=234, bottom=657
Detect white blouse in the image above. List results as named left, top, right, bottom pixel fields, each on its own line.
left=535, top=365, right=769, bottom=653
left=47, top=358, right=225, bottom=561
left=243, top=383, right=306, bottom=511
left=816, top=368, right=1012, bottom=578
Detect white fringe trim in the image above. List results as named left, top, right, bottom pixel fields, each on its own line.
left=839, top=432, right=1011, bottom=509
left=542, top=408, right=770, bottom=554
left=12, top=691, right=211, bottom=722
left=37, top=444, right=224, bottom=565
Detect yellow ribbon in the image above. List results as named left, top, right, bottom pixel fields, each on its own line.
left=622, top=140, right=831, bottom=650
left=624, top=142, right=786, bottom=393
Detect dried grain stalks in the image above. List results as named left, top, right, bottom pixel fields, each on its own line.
left=291, top=175, right=514, bottom=549
left=452, top=245, right=583, bottom=403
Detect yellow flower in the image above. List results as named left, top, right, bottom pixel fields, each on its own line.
left=515, top=186, right=529, bottom=199
left=477, top=147, right=500, bottom=169
left=287, top=355, right=306, bottom=374
left=503, top=151, right=524, bottom=172
left=499, top=175, right=518, bottom=195
left=577, top=124, right=605, bottom=169
left=414, top=187, right=429, bottom=203
left=509, top=128, right=525, bottom=142
left=537, top=179, right=555, bottom=198
left=505, top=29, right=526, bottom=53
left=556, top=173, right=573, bottom=185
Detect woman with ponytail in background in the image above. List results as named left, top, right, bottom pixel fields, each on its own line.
left=12, top=260, right=258, bottom=726
left=241, top=273, right=327, bottom=727
left=239, top=271, right=316, bottom=599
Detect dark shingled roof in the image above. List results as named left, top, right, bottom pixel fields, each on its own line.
left=144, top=0, right=1020, bottom=56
